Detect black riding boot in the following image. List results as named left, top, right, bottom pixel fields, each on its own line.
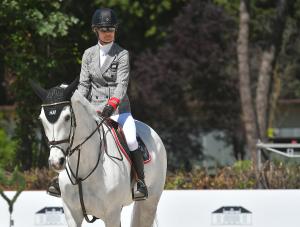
left=131, top=148, right=148, bottom=201
left=47, top=176, right=61, bottom=197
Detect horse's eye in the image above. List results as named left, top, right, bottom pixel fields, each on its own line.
left=65, top=115, right=71, bottom=122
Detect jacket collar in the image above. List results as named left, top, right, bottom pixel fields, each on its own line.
left=93, top=43, right=117, bottom=76
left=100, top=43, right=116, bottom=75
left=98, top=41, right=113, bottom=55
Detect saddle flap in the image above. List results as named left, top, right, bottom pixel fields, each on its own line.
left=106, top=119, right=151, bottom=164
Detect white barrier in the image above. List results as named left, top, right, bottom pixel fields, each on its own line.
left=1, top=190, right=300, bottom=227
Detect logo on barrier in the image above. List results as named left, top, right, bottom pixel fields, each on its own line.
left=35, top=207, right=66, bottom=225
left=211, top=206, right=252, bottom=225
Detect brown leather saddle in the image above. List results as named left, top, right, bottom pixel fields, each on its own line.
left=106, top=119, right=151, bottom=164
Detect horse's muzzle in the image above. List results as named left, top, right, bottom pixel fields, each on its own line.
left=49, top=157, right=65, bottom=171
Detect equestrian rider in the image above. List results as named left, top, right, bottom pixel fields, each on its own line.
left=48, top=8, right=148, bottom=200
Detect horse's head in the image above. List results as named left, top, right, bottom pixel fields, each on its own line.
left=30, top=78, right=78, bottom=172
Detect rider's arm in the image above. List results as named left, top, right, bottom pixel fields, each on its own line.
left=110, top=50, right=130, bottom=102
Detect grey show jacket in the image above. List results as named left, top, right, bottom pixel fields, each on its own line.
left=77, top=43, right=131, bottom=115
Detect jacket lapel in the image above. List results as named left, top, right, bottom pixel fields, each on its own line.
left=100, top=43, right=116, bottom=75
left=94, top=45, right=101, bottom=77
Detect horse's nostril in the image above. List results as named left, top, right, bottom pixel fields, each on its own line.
left=59, top=157, right=65, bottom=166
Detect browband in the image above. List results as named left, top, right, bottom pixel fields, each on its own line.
left=41, top=101, right=70, bottom=107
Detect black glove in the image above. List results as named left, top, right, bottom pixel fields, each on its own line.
left=101, top=104, right=115, bottom=118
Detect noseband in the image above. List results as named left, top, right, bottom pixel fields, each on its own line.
left=42, top=101, right=76, bottom=156
left=42, top=101, right=107, bottom=184
left=42, top=100, right=105, bottom=224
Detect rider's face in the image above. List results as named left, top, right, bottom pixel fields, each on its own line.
left=97, top=28, right=115, bottom=44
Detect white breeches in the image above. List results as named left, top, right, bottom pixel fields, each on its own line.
left=110, top=113, right=139, bottom=151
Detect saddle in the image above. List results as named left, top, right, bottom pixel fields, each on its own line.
left=106, top=119, right=151, bottom=164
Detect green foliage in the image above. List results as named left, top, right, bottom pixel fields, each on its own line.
left=2, top=0, right=300, bottom=171
left=0, top=128, right=17, bottom=171
left=0, top=167, right=57, bottom=190
left=132, top=0, right=239, bottom=169
left=166, top=160, right=300, bottom=189
left=214, top=0, right=300, bottom=101
left=213, top=0, right=239, bottom=17
left=232, top=160, right=253, bottom=172
left=2, top=161, right=300, bottom=190
left=278, top=0, right=300, bottom=99
left=214, top=0, right=282, bottom=43
left=0, top=0, right=80, bottom=170
left=0, top=167, right=25, bottom=189
left=0, top=167, right=25, bottom=214
left=0, top=0, right=186, bottom=170
left=22, top=168, right=56, bottom=190
left=34, top=12, right=79, bottom=37
left=95, top=0, right=182, bottom=37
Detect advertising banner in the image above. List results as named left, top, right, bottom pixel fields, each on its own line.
left=1, top=190, right=300, bottom=227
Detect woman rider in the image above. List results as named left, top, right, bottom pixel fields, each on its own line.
left=48, top=8, right=148, bottom=200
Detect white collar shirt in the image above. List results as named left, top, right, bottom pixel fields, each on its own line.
left=98, top=42, right=113, bottom=67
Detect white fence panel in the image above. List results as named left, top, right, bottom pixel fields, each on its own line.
left=1, top=190, right=300, bottom=227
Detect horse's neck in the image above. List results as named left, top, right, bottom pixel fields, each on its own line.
left=71, top=91, right=98, bottom=137
left=69, top=93, right=129, bottom=181
left=68, top=100, right=101, bottom=175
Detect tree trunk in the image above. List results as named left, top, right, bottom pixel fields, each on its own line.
left=237, top=0, right=258, bottom=168
left=256, top=49, right=275, bottom=141
left=255, top=0, right=291, bottom=142
left=268, top=68, right=281, bottom=136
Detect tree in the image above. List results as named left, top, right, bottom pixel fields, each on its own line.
left=237, top=0, right=258, bottom=167
left=132, top=0, right=239, bottom=169
left=0, top=128, right=17, bottom=171
left=255, top=0, right=295, bottom=142
left=0, top=0, right=79, bottom=170
left=237, top=0, right=295, bottom=169
left=0, top=0, right=186, bottom=170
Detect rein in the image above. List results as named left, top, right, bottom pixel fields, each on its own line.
left=44, top=101, right=76, bottom=156
left=43, top=101, right=125, bottom=223
left=65, top=119, right=105, bottom=184
left=44, top=101, right=104, bottom=158
left=43, top=101, right=107, bottom=223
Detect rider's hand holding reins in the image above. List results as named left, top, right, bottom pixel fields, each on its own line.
left=101, top=97, right=120, bottom=118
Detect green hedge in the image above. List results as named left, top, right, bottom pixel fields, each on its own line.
left=0, top=128, right=17, bottom=171
left=1, top=160, right=300, bottom=190
left=166, top=160, right=300, bottom=189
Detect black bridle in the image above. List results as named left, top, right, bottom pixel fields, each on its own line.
left=42, top=101, right=76, bottom=156
left=42, top=101, right=106, bottom=184
left=42, top=100, right=124, bottom=223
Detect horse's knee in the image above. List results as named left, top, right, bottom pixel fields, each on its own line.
left=104, top=210, right=122, bottom=227
left=62, top=202, right=83, bottom=227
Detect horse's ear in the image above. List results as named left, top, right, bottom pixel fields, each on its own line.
left=29, top=79, right=48, bottom=101
left=64, top=76, right=79, bottom=99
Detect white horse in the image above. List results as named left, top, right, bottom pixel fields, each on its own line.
left=31, top=80, right=167, bottom=227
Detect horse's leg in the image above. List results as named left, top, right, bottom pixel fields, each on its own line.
left=130, top=196, right=160, bottom=227
left=62, top=201, right=83, bottom=227
left=104, top=208, right=122, bottom=227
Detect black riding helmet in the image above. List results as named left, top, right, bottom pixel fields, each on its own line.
left=92, top=8, right=118, bottom=29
